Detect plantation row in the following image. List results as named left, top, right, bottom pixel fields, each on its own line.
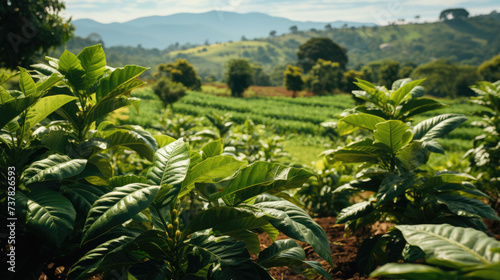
left=132, top=87, right=486, bottom=152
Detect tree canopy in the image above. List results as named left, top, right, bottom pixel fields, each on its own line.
left=297, top=37, right=348, bottom=73
left=0, top=0, right=74, bottom=69
left=439, top=8, right=470, bottom=20
left=225, top=59, right=254, bottom=97
left=156, top=59, right=201, bottom=90
left=478, top=53, right=500, bottom=82
left=306, top=59, right=342, bottom=95
left=283, top=65, right=304, bottom=98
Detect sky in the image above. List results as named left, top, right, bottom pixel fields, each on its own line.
left=62, top=0, right=499, bottom=24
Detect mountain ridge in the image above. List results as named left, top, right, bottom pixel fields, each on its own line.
left=73, top=10, right=376, bottom=48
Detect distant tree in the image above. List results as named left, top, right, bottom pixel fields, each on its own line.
left=361, top=65, right=374, bottom=82
left=241, top=35, right=248, bottom=41
left=398, top=62, right=417, bottom=79
left=439, top=8, right=469, bottom=20
left=283, top=65, right=304, bottom=98
left=297, top=37, right=348, bottom=72
left=153, top=78, right=187, bottom=112
left=1, top=0, right=74, bottom=69
left=290, top=25, right=298, bottom=33
left=306, top=59, right=342, bottom=95
left=325, top=23, right=332, bottom=30
left=225, top=59, right=254, bottom=97
left=478, top=53, right=500, bottom=82
left=411, top=59, right=479, bottom=97
left=269, top=30, right=277, bottom=37
left=252, top=64, right=272, bottom=86
left=156, top=59, right=202, bottom=91
left=341, top=70, right=363, bottom=93
left=378, top=60, right=400, bottom=88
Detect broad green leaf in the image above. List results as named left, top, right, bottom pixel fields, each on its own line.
left=17, top=190, right=76, bottom=247
left=201, top=139, right=224, bottom=159
left=227, top=229, right=261, bottom=255
left=0, top=95, right=36, bottom=129
left=337, top=200, right=374, bottom=224
left=109, top=175, right=147, bottom=188
left=0, top=71, right=16, bottom=85
left=353, top=79, right=389, bottom=106
left=337, top=113, right=386, bottom=135
left=184, top=206, right=268, bottom=237
left=22, top=154, right=87, bottom=185
left=129, top=261, right=167, bottom=280
left=436, top=195, right=500, bottom=221
left=391, top=78, right=412, bottom=91
left=396, top=224, right=500, bottom=268
left=258, top=239, right=306, bottom=267
left=69, top=236, right=134, bottom=280
left=396, top=141, right=428, bottom=170
left=85, top=97, right=139, bottom=126
left=422, top=173, right=476, bottom=188
left=95, top=123, right=158, bottom=161
left=328, top=139, right=388, bottom=164
left=251, top=200, right=333, bottom=266
left=61, top=183, right=106, bottom=214
left=400, top=98, right=447, bottom=118
left=18, top=67, right=37, bottom=96
left=24, top=95, right=77, bottom=132
left=36, top=72, right=63, bottom=92
left=82, top=183, right=160, bottom=244
left=390, top=79, right=424, bottom=107
left=153, top=135, right=176, bottom=148
left=0, top=86, right=14, bottom=103
left=179, top=155, right=245, bottom=198
left=422, top=139, right=445, bottom=154
left=189, top=234, right=258, bottom=280
left=374, top=120, right=413, bottom=154
left=77, top=45, right=107, bottom=89
left=58, top=49, right=86, bottom=90
left=95, top=65, right=147, bottom=102
left=413, top=114, right=467, bottom=141
left=370, top=263, right=451, bottom=280
left=377, top=175, right=414, bottom=206
left=215, top=162, right=314, bottom=206
left=147, top=139, right=190, bottom=186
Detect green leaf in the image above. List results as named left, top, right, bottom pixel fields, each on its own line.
left=58, top=49, right=86, bottom=90
left=24, top=95, right=77, bottom=132
left=252, top=200, right=333, bottom=266
left=61, top=183, right=106, bottom=214
left=337, top=200, right=374, bottom=224
left=258, top=239, right=306, bottom=267
left=129, top=261, right=167, bottom=280
left=370, top=263, right=451, bottom=280
left=374, top=120, right=413, bottom=154
left=184, top=206, right=269, bottom=237
left=0, top=95, right=37, bottom=129
left=147, top=138, right=190, bottom=186
left=77, top=45, right=107, bottom=89
left=328, top=139, right=389, bottom=163
left=82, top=183, right=160, bottom=244
left=179, top=155, right=245, bottom=198
left=17, top=190, right=76, bottom=247
left=337, top=113, right=386, bottom=135
left=201, top=139, right=224, bottom=159
left=22, top=154, right=87, bottom=185
left=85, top=97, right=139, bottom=126
left=18, top=67, right=37, bottom=96
left=216, top=162, right=314, bottom=206
left=189, top=234, right=257, bottom=280
left=395, top=224, right=500, bottom=268
left=69, top=236, right=134, bottom=280
left=413, top=114, right=467, bottom=141
left=436, top=195, right=500, bottom=221
left=390, top=79, right=425, bottom=107
left=95, top=65, right=147, bottom=102
left=109, top=175, right=147, bottom=188
left=400, top=98, right=447, bottom=118
left=95, top=123, right=158, bottom=161
left=36, top=72, right=63, bottom=93
left=377, top=175, right=414, bottom=206
left=153, top=135, right=176, bottom=148
left=227, top=229, right=261, bottom=255
left=396, top=141, right=428, bottom=169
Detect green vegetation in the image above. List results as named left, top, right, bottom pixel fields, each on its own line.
left=283, top=65, right=304, bottom=98
left=0, top=0, right=74, bottom=69
left=225, top=59, right=254, bottom=97
left=156, top=58, right=202, bottom=90
left=297, top=37, right=348, bottom=72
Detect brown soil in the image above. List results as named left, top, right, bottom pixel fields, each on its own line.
left=259, top=217, right=390, bottom=280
